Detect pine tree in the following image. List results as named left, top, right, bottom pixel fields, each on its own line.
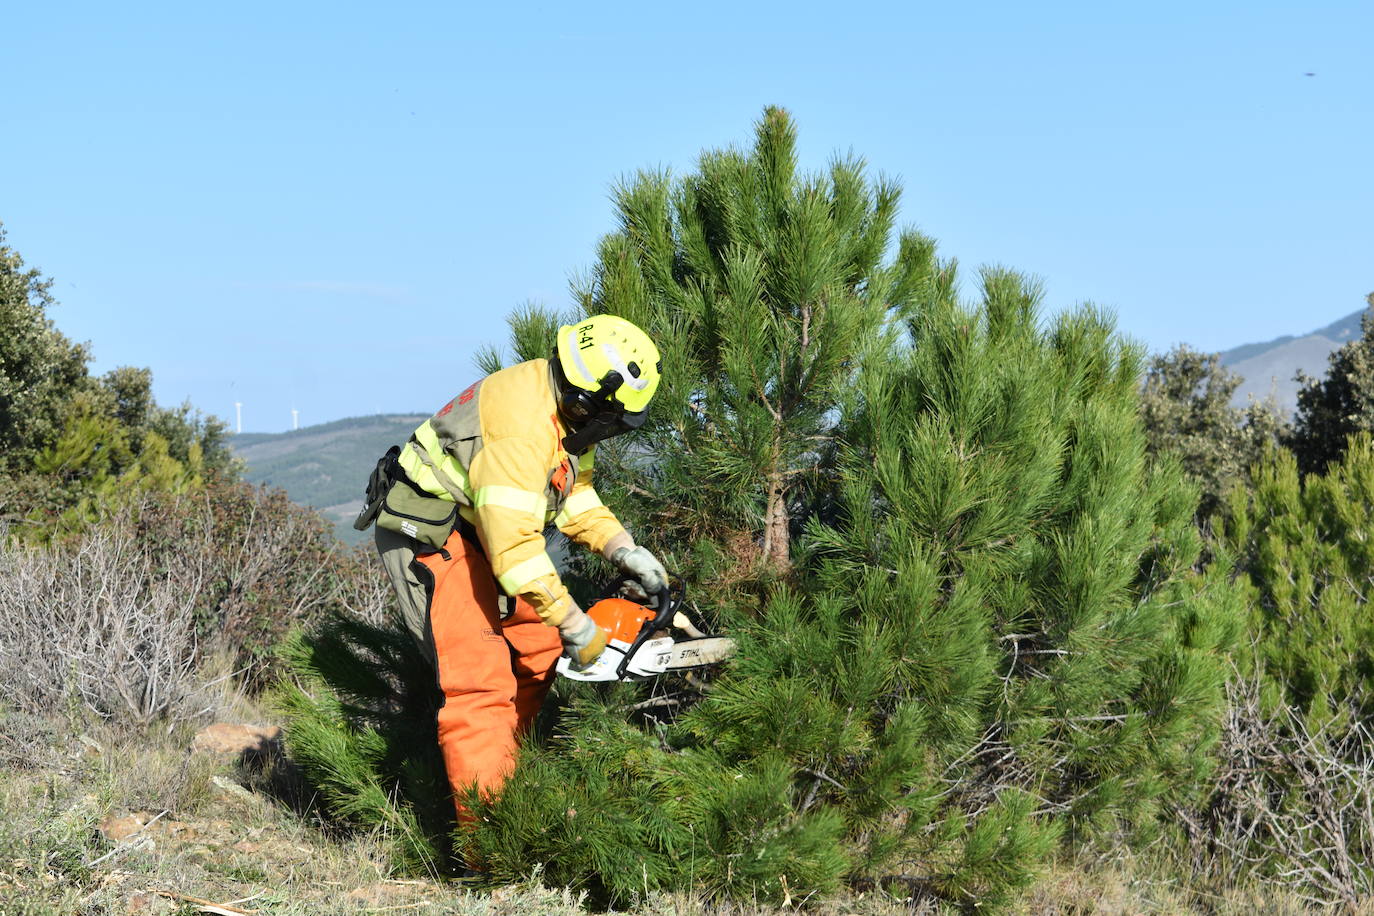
left=1202, top=436, right=1374, bottom=894
left=278, top=109, right=1242, bottom=909
left=1219, top=434, right=1374, bottom=735
left=577, top=106, right=943, bottom=576
left=469, top=268, right=1240, bottom=907
left=275, top=611, right=455, bottom=874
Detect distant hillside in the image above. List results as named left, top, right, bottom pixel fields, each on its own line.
left=1220, top=309, right=1364, bottom=414
left=234, top=308, right=1370, bottom=539
left=231, top=414, right=425, bottom=544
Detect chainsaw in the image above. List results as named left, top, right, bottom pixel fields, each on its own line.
left=555, top=579, right=735, bottom=682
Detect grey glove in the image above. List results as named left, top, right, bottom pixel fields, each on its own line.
left=558, top=605, right=607, bottom=668
left=611, top=545, right=668, bottom=596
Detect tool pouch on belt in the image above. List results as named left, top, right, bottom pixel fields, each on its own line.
left=377, top=476, right=458, bottom=549
left=353, top=445, right=401, bottom=531
left=355, top=445, right=459, bottom=550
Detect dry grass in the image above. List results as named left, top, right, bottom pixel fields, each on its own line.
left=0, top=702, right=570, bottom=915
left=1, top=687, right=900, bottom=916
left=5, top=649, right=1374, bottom=914
left=1006, top=852, right=1314, bottom=915
left=1010, top=850, right=1374, bottom=916
left=5, top=705, right=1366, bottom=916
left=0, top=689, right=921, bottom=915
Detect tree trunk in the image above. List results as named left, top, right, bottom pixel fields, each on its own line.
left=761, top=435, right=790, bottom=571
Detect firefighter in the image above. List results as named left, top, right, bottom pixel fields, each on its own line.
left=364, top=314, right=667, bottom=815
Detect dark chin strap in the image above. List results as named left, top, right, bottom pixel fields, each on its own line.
left=562, top=414, right=623, bottom=455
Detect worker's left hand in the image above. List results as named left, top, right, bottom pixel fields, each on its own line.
left=611, top=545, right=668, bottom=597
left=558, top=605, right=608, bottom=669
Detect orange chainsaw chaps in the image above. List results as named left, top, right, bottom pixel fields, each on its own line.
left=416, top=529, right=562, bottom=821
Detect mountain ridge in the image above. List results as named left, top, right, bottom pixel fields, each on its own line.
left=1219, top=309, right=1363, bottom=367
left=1218, top=307, right=1364, bottom=412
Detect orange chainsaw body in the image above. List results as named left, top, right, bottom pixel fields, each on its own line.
left=586, top=596, right=656, bottom=647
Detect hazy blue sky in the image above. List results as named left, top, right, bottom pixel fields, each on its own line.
left=4, top=1, right=1370, bottom=432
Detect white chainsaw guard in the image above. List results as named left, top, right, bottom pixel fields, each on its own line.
left=555, top=636, right=676, bottom=682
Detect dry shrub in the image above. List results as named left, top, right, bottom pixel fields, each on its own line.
left=0, top=479, right=391, bottom=729
left=0, top=517, right=207, bottom=725
left=1180, top=674, right=1374, bottom=909
left=135, top=479, right=390, bottom=685
left=328, top=542, right=395, bottom=629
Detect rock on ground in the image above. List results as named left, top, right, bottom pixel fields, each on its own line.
left=190, top=723, right=282, bottom=761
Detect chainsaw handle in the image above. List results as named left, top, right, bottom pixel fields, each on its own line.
left=614, top=581, right=681, bottom=680
left=646, top=584, right=676, bottom=630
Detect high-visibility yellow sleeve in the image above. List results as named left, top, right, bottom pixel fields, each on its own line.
left=464, top=435, right=573, bottom=626
left=555, top=462, right=627, bottom=556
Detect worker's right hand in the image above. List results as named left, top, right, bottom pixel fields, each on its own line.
left=611, top=545, right=668, bottom=598
left=557, top=605, right=608, bottom=668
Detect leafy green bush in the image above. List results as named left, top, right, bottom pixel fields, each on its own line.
left=0, top=222, right=235, bottom=541
left=1289, top=296, right=1374, bottom=475
left=0, top=222, right=91, bottom=473
left=1139, top=344, right=1285, bottom=520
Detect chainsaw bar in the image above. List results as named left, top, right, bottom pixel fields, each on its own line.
left=655, top=636, right=736, bottom=670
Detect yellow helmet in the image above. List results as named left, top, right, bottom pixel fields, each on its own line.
left=555, top=315, right=662, bottom=414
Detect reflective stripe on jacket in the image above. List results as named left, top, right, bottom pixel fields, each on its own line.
left=397, top=358, right=626, bottom=626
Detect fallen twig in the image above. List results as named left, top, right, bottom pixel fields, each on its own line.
left=627, top=694, right=684, bottom=712
left=153, top=889, right=258, bottom=915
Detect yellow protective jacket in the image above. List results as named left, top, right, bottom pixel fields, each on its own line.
left=396, top=358, right=626, bottom=626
